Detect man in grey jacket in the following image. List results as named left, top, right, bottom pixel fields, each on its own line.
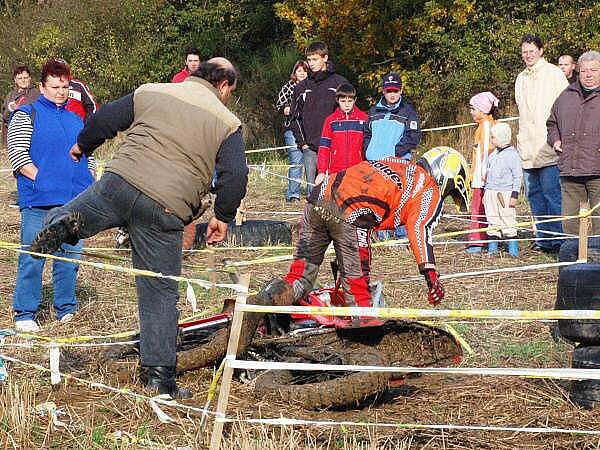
left=547, top=50, right=600, bottom=236
left=29, top=57, right=248, bottom=399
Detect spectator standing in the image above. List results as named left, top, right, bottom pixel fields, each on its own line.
left=483, top=122, right=523, bottom=257
left=558, top=55, right=579, bottom=84
left=314, top=83, right=367, bottom=185
left=290, top=41, right=349, bottom=196
left=547, top=50, right=600, bottom=237
left=30, top=58, right=248, bottom=399
left=67, top=78, right=98, bottom=121
left=515, top=34, right=568, bottom=253
left=7, top=59, right=94, bottom=332
left=171, top=47, right=201, bottom=83
left=465, top=91, right=499, bottom=253
left=363, top=72, right=422, bottom=240
left=276, top=60, right=309, bottom=202
left=2, top=66, right=40, bottom=148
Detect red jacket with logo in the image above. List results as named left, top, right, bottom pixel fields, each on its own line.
left=311, top=158, right=442, bottom=270
left=66, top=79, right=98, bottom=121
left=317, top=106, right=368, bottom=174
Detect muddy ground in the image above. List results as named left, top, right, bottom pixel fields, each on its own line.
left=1, top=149, right=599, bottom=449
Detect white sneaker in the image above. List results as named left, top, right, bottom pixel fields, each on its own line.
left=15, top=320, right=40, bottom=333
left=59, top=313, right=74, bottom=323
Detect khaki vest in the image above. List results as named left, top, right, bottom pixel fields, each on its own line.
left=106, top=78, right=241, bottom=222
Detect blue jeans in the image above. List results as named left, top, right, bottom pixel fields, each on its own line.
left=284, top=129, right=303, bottom=200
left=14, top=207, right=82, bottom=321
left=523, top=165, right=563, bottom=249
left=45, top=172, right=183, bottom=366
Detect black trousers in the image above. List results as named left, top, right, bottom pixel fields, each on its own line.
left=46, top=172, right=183, bottom=366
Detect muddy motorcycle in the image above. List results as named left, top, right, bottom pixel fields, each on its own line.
left=102, top=288, right=462, bottom=409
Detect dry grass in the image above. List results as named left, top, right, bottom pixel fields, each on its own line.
left=1, top=145, right=600, bottom=449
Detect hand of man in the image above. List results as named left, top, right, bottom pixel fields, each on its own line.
left=283, top=106, right=291, bottom=116
left=314, top=172, right=326, bottom=185
left=70, top=143, right=84, bottom=162
left=301, top=144, right=309, bottom=151
left=423, top=269, right=444, bottom=306
left=509, top=197, right=517, bottom=208
left=206, top=217, right=228, bottom=244
left=553, top=140, right=562, bottom=153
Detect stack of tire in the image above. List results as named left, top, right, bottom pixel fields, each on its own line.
left=555, top=238, right=600, bottom=409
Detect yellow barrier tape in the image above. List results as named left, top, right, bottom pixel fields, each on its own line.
left=235, top=305, right=600, bottom=320
left=0, top=240, right=246, bottom=293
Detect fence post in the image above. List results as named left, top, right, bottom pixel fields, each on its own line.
left=208, top=250, right=217, bottom=287
left=209, top=273, right=250, bottom=450
left=578, top=201, right=590, bottom=263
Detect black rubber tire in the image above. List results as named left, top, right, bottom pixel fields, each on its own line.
left=254, top=350, right=391, bottom=409
left=558, top=237, right=600, bottom=269
left=570, top=345, right=600, bottom=409
left=555, top=264, right=600, bottom=345
left=194, top=220, right=292, bottom=248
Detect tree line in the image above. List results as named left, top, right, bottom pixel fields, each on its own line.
left=0, top=0, right=598, bottom=148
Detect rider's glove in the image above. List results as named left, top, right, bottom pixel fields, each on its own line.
left=422, top=269, right=444, bottom=306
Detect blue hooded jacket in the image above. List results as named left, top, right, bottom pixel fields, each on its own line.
left=16, top=95, right=93, bottom=207
left=363, top=96, right=421, bottom=160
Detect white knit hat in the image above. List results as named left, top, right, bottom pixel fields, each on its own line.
left=491, top=122, right=512, bottom=147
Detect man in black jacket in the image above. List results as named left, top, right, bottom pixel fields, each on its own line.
left=290, top=41, right=348, bottom=195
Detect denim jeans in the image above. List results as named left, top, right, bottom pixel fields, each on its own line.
left=14, top=207, right=82, bottom=321
left=523, top=165, right=563, bottom=249
left=284, top=129, right=303, bottom=200
left=303, top=148, right=317, bottom=197
left=45, top=172, right=184, bottom=366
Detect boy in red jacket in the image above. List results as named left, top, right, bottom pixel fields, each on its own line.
left=314, top=84, right=367, bottom=185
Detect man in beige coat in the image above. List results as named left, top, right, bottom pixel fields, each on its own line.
left=515, top=34, right=568, bottom=252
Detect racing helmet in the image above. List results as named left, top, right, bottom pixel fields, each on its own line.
left=417, top=146, right=471, bottom=213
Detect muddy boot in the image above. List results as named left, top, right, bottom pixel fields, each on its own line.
left=141, top=366, right=192, bottom=399
left=30, top=212, right=83, bottom=257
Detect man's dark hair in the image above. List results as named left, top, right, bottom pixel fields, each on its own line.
left=520, top=34, right=544, bottom=50
left=13, top=65, right=30, bottom=78
left=40, top=59, right=71, bottom=84
left=305, top=41, right=328, bottom=57
left=194, top=60, right=238, bottom=87
left=335, top=83, right=356, bottom=98
left=185, top=47, right=201, bottom=58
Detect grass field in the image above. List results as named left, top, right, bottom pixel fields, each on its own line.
left=1, top=144, right=599, bottom=450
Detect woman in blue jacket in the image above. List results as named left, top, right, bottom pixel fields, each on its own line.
left=7, top=59, right=95, bottom=333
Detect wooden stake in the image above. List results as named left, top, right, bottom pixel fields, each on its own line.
left=578, top=201, right=590, bottom=263
left=209, top=273, right=250, bottom=450
left=208, top=250, right=216, bottom=287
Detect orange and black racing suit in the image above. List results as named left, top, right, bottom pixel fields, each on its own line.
left=283, top=157, right=442, bottom=307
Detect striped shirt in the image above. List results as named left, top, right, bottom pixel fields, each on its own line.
left=7, top=110, right=96, bottom=174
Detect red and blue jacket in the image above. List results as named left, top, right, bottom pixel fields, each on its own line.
left=316, top=106, right=368, bottom=174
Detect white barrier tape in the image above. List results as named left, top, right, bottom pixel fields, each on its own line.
left=149, top=397, right=177, bottom=423
left=394, top=261, right=577, bottom=283
left=228, top=359, right=600, bottom=381
left=0, top=168, right=13, bottom=173
left=217, top=416, right=600, bottom=436
left=0, top=340, right=139, bottom=349
left=49, top=344, right=61, bottom=385
left=186, top=282, right=198, bottom=313
left=245, top=145, right=294, bottom=154
left=236, top=304, right=600, bottom=320
left=248, top=164, right=302, bottom=168
left=240, top=117, right=520, bottom=156
left=249, top=165, right=315, bottom=187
